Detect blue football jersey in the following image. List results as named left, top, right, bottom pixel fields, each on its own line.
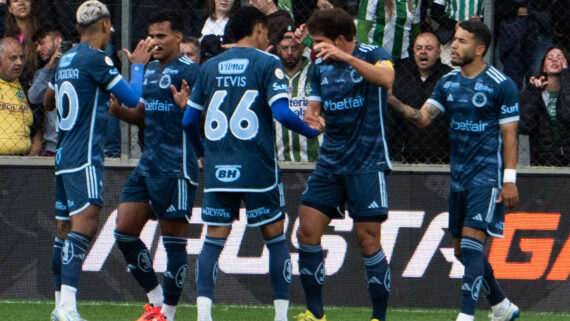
left=49, top=43, right=124, bottom=174
left=308, top=42, right=393, bottom=174
left=427, top=65, right=519, bottom=191
left=138, top=56, right=200, bottom=183
left=189, top=47, right=288, bottom=192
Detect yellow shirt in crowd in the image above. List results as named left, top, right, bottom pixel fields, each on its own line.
left=0, top=78, right=33, bottom=155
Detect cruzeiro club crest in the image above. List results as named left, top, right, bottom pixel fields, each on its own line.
left=137, top=250, right=153, bottom=272
left=314, top=262, right=326, bottom=285
left=283, top=259, right=292, bottom=283
left=471, top=276, right=484, bottom=301
left=384, top=268, right=391, bottom=291
left=175, top=264, right=189, bottom=288
left=159, top=74, right=172, bottom=89
left=350, top=69, right=363, bottom=83
left=62, top=240, right=74, bottom=264
left=472, top=92, right=487, bottom=108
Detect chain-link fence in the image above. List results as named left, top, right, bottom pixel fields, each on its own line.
left=0, top=0, right=569, bottom=167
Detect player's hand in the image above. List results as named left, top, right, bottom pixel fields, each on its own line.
left=124, top=36, right=156, bottom=65
left=529, top=75, right=548, bottom=88
left=170, top=79, right=191, bottom=109
left=294, top=24, right=308, bottom=43
left=313, top=42, right=350, bottom=62
left=198, top=157, right=205, bottom=170
left=496, top=182, right=519, bottom=210
left=109, top=94, right=121, bottom=116
left=304, top=113, right=325, bottom=133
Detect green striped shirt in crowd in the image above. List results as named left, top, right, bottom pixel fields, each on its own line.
left=275, top=56, right=322, bottom=162
left=434, top=0, right=484, bottom=21
left=278, top=0, right=294, bottom=20
left=356, top=0, right=421, bottom=60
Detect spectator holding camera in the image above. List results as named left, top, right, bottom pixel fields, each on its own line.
left=519, top=46, right=570, bottom=166
left=27, top=26, right=62, bottom=156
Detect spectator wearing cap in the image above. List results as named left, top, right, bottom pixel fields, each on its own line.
left=387, top=32, right=452, bottom=164
left=275, top=25, right=321, bottom=162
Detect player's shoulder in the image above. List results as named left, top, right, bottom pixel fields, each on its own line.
left=356, top=42, right=391, bottom=60
left=483, top=65, right=509, bottom=85
left=440, top=68, right=461, bottom=81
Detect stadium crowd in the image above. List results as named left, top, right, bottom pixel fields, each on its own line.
left=0, top=0, right=567, bottom=165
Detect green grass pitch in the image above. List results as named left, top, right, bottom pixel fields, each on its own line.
left=4, top=300, right=570, bottom=320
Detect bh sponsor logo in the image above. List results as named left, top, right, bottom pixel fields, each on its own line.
left=215, top=165, right=241, bottom=182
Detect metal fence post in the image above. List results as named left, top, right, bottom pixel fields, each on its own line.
left=484, top=0, right=494, bottom=64
left=120, top=0, right=132, bottom=161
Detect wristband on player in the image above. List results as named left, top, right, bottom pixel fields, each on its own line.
left=503, top=169, right=516, bottom=184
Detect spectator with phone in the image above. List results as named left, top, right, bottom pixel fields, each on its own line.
left=27, top=26, right=62, bottom=156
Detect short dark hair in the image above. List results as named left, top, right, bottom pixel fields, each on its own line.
left=32, top=25, right=63, bottom=43
left=182, top=35, right=200, bottom=48
left=148, top=10, right=184, bottom=33
left=458, top=20, right=492, bottom=56
left=226, top=7, right=267, bottom=42
left=306, top=8, right=355, bottom=42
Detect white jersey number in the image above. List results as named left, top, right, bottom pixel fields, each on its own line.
left=55, top=81, right=79, bottom=131
left=205, top=89, right=259, bottom=141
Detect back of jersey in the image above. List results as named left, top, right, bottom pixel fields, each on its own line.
left=189, top=47, right=288, bottom=192
left=51, top=43, right=122, bottom=174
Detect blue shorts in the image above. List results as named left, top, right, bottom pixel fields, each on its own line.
left=300, top=169, right=389, bottom=222
left=201, top=183, right=285, bottom=227
left=120, top=169, right=196, bottom=221
left=448, top=187, right=505, bottom=238
left=55, top=165, right=104, bottom=220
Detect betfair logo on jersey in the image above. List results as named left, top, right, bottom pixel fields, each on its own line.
left=215, top=165, right=241, bottom=182
left=145, top=99, right=173, bottom=112
left=323, top=96, right=365, bottom=111
left=450, top=119, right=488, bottom=132
left=218, top=59, right=249, bottom=75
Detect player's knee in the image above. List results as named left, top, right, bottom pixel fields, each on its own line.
left=296, top=225, right=319, bottom=245
left=56, top=220, right=71, bottom=238
left=355, top=230, right=381, bottom=255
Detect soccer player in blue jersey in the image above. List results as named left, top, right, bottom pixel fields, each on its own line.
left=389, top=20, right=521, bottom=321
left=294, top=8, right=395, bottom=321
left=177, top=7, right=319, bottom=321
left=43, top=1, right=155, bottom=320
left=108, top=10, right=201, bottom=321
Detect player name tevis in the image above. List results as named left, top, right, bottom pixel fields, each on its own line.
left=216, top=76, right=247, bottom=88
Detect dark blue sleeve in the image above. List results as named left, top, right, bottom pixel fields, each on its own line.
left=109, top=63, right=144, bottom=108
left=271, top=98, right=319, bottom=138
left=186, top=123, right=204, bottom=158
left=182, top=105, right=201, bottom=133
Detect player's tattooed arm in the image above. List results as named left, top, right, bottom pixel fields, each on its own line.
left=388, top=91, right=440, bottom=128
